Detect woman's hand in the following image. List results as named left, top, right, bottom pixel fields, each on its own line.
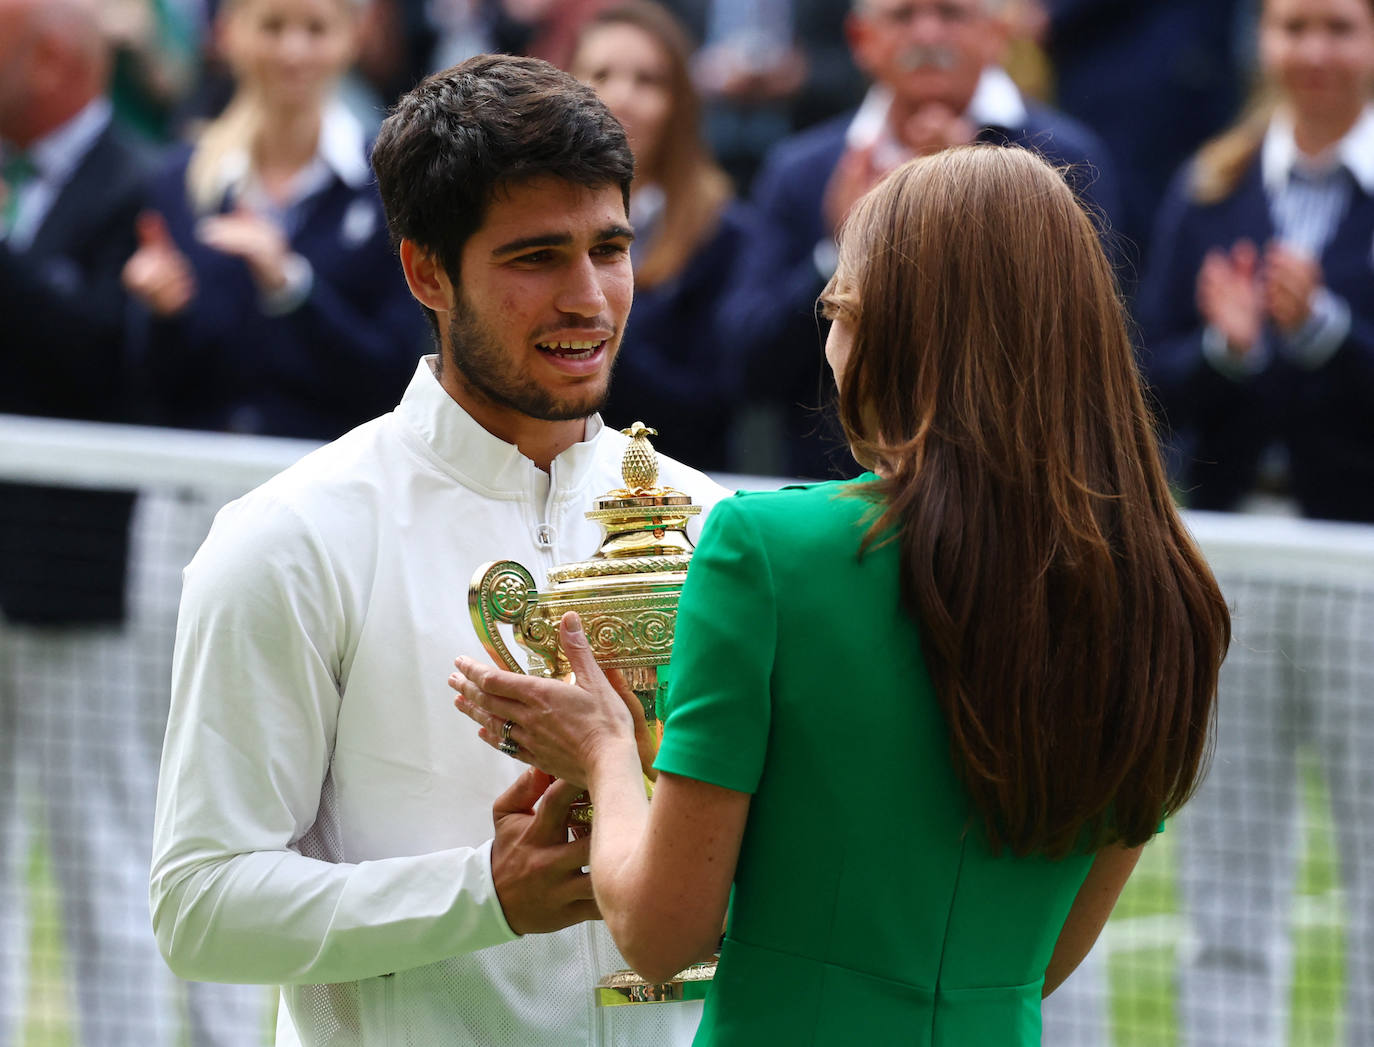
left=123, top=211, right=196, bottom=316
left=1263, top=242, right=1322, bottom=335
left=196, top=205, right=292, bottom=293
left=1196, top=240, right=1263, bottom=357
left=452, top=612, right=653, bottom=786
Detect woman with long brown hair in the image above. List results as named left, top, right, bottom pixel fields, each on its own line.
left=568, top=1, right=757, bottom=470
left=452, top=145, right=1230, bottom=1045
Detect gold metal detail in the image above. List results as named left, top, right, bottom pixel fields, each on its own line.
left=595, top=960, right=717, bottom=1006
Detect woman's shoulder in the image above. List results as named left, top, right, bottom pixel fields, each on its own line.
left=714, top=476, right=882, bottom=538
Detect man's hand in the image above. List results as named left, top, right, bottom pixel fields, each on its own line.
left=490, top=767, right=599, bottom=936
left=822, top=144, right=882, bottom=236
left=123, top=210, right=196, bottom=316
left=196, top=206, right=292, bottom=293
left=1263, top=242, right=1322, bottom=335
left=1196, top=239, right=1263, bottom=359
left=899, top=103, right=977, bottom=158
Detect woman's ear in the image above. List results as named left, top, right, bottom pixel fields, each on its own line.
left=399, top=239, right=456, bottom=313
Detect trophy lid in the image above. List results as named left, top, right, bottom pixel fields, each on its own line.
left=547, top=422, right=700, bottom=584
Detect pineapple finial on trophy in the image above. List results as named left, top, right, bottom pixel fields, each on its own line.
left=620, top=422, right=659, bottom=492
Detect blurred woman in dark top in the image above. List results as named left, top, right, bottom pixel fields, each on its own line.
left=122, top=0, right=426, bottom=441
left=569, top=0, right=760, bottom=471
left=1138, top=0, right=1374, bottom=524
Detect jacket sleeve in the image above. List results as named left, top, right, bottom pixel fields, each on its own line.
left=262, top=230, right=427, bottom=415
left=1134, top=170, right=1242, bottom=432
left=149, top=493, right=517, bottom=985
left=0, top=169, right=142, bottom=415
left=717, top=147, right=834, bottom=400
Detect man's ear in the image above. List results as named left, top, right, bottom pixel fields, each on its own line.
left=399, top=239, right=455, bottom=312
left=844, top=12, right=877, bottom=80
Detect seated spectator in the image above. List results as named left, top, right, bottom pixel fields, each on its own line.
left=569, top=0, right=759, bottom=471
left=123, top=0, right=427, bottom=441
left=720, top=0, right=1122, bottom=480
left=1137, top=0, right=1374, bottom=524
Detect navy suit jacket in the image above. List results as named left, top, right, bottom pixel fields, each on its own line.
left=601, top=201, right=761, bottom=472
left=0, top=122, right=149, bottom=625
left=722, top=103, right=1123, bottom=479
left=1138, top=159, right=1374, bottom=523
left=131, top=145, right=426, bottom=441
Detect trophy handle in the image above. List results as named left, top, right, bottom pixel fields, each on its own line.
left=468, top=560, right=539, bottom=675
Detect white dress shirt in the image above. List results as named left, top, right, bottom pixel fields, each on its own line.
left=151, top=358, right=728, bottom=1045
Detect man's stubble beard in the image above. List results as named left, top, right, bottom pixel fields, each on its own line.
left=444, top=291, right=620, bottom=423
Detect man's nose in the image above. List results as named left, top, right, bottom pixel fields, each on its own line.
left=555, top=255, right=609, bottom=317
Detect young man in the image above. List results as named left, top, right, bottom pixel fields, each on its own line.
left=150, top=54, right=726, bottom=1046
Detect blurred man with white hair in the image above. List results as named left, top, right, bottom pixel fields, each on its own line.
left=722, top=0, right=1122, bottom=483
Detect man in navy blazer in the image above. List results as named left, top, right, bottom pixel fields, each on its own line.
left=0, top=3, right=261, bottom=1045
left=722, top=0, right=1122, bottom=481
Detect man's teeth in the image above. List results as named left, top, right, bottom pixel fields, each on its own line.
left=535, top=344, right=601, bottom=359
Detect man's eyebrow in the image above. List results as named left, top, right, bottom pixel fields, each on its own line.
left=598, top=224, right=636, bottom=244
left=490, top=225, right=636, bottom=258
left=491, top=233, right=571, bottom=257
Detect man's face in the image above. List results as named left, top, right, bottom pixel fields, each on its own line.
left=847, top=0, right=999, bottom=115
left=443, top=177, right=634, bottom=431
left=0, top=2, right=36, bottom=140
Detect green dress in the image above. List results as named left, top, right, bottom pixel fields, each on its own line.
left=654, top=478, right=1095, bottom=1046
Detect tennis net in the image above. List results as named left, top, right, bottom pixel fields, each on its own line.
left=1, top=412, right=1370, bottom=1047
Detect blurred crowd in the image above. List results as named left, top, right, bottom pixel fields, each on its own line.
left=1, top=0, right=1373, bottom=1045
left=3, top=0, right=1371, bottom=515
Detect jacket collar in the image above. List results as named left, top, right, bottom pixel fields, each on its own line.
left=21, top=97, right=111, bottom=185
left=846, top=67, right=1028, bottom=166
left=213, top=101, right=371, bottom=209
left=1263, top=104, right=1374, bottom=196
left=394, top=356, right=609, bottom=498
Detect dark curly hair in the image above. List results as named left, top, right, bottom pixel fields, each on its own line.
left=370, top=53, right=635, bottom=336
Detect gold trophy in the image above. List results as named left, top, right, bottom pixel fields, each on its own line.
left=468, top=422, right=716, bottom=1006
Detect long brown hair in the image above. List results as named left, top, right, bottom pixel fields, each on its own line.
left=1189, top=90, right=1275, bottom=205
left=832, top=146, right=1230, bottom=858
left=573, top=1, right=732, bottom=288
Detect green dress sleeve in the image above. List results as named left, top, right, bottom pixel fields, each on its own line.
left=653, top=495, right=776, bottom=794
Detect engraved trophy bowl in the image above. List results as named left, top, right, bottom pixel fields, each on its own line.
left=467, top=423, right=716, bottom=1006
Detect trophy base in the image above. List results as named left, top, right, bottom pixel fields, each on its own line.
left=595, top=959, right=716, bottom=1006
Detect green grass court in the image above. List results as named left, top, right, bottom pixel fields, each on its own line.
left=17, top=750, right=1349, bottom=1046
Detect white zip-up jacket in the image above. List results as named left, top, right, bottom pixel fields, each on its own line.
left=151, top=358, right=729, bottom=1045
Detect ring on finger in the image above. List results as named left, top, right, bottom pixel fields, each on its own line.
left=498, top=718, right=519, bottom=757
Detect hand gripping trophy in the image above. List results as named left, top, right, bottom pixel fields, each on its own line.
left=468, top=423, right=716, bottom=1005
